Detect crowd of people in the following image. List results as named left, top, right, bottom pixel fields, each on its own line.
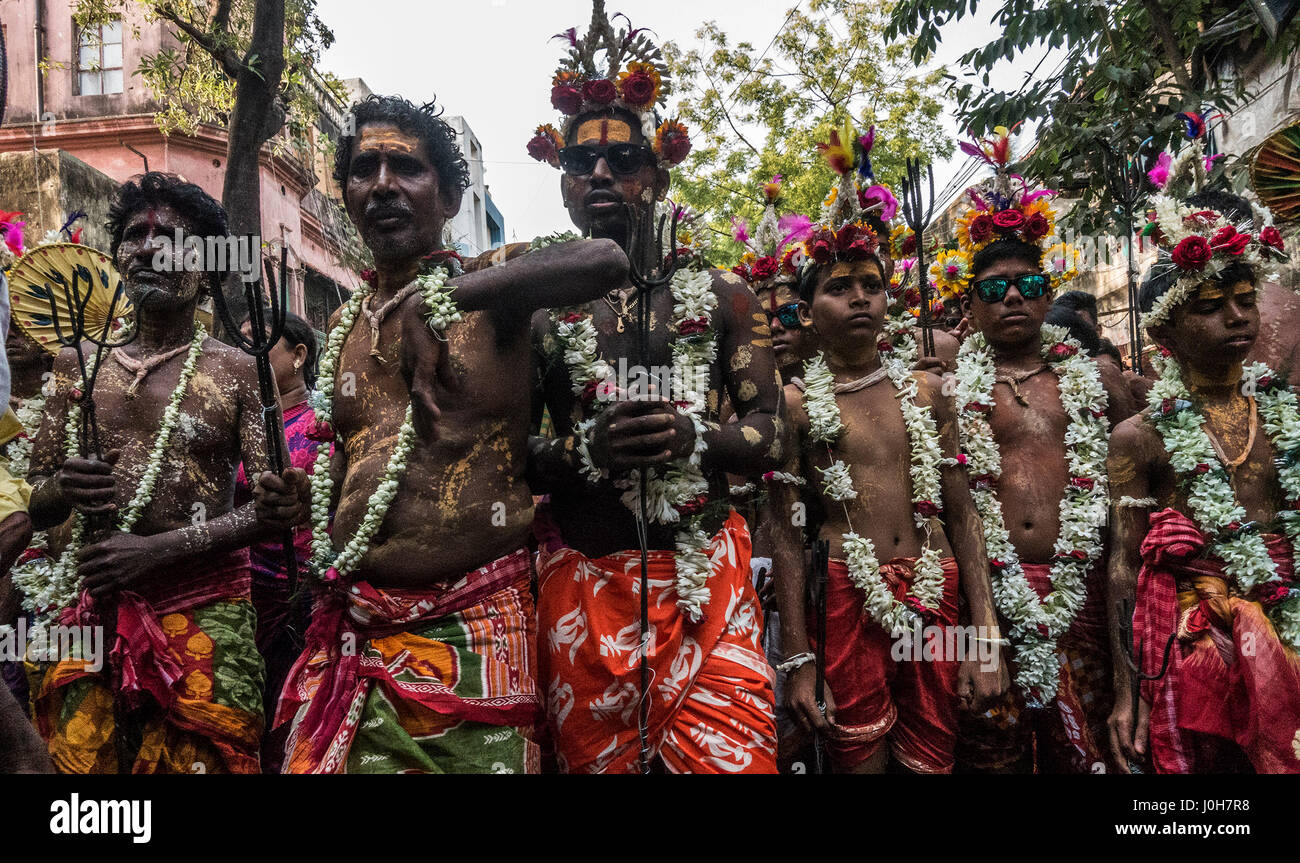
left=1, top=2, right=1298, bottom=775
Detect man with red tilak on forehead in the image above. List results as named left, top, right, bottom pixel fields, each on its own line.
left=525, top=2, right=784, bottom=773
left=256, top=95, right=627, bottom=774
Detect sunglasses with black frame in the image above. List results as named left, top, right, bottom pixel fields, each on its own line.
left=558, top=144, right=656, bottom=176
left=970, top=273, right=1051, bottom=305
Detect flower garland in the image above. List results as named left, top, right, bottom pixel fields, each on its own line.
left=307, top=264, right=458, bottom=583
left=4, top=393, right=47, bottom=479
left=549, top=267, right=719, bottom=621
left=1147, top=355, right=1300, bottom=649
left=21, top=325, right=206, bottom=629
left=954, top=324, right=1109, bottom=700
left=801, top=352, right=949, bottom=632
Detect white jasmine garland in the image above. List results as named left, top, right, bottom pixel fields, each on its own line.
left=550, top=267, right=720, bottom=621
left=27, top=325, right=207, bottom=629
left=308, top=264, right=459, bottom=582
left=1148, top=355, right=1300, bottom=650
left=954, top=325, right=1109, bottom=701
left=802, top=350, right=947, bottom=630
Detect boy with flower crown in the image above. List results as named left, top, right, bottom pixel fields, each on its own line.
left=765, top=148, right=1006, bottom=774
left=943, top=130, right=1134, bottom=774
left=525, top=2, right=784, bottom=774
left=1107, top=183, right=1300, bottom=774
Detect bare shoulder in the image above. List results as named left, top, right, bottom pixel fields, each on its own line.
left=199, top=335, right=258, bottom=380
left=783, top=381, right=810, bottom=431
left=1111, top=411, right=1159, bottom=459
left=708, top=268, right=757, bottom=317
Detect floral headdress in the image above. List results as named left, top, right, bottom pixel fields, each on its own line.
left=790, top=120, right=889, bottom=283
left=1139, top=136, right=1287, bottom=328
left=526, top=1, right=691, bottom=170
left=0, top=211, right=27, bottom=270
left=940, top=125, right=1078, bottom=297
left=729, top=176, right=815, bottom=286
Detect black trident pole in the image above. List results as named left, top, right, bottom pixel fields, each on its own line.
left=1100, top=141, right=1147, bottom=373
left=625, top=202, right=680, bottom=774
left=900, top=158, right=937, bottom=358
left=209, top=243, right=301, bottom=609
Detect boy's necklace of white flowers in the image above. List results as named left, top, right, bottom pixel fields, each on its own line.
left=801, top=351, right=949, bottom=634
left=549, top=267, right=719, bottom=622
left=954, top=325, right=1109, bottom=701
left=1148, top=353, right=1300, bottom=651
left=307, top=263, right=458, bottom=584
left=22, top=325, right=206, bottom=627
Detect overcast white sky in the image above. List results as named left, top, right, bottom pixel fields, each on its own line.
left=314, top=0, right=1051, bottom=242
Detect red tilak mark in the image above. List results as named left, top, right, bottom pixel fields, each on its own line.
left=599, top=120, right=610, bottom=147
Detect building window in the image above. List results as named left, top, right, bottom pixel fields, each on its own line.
left=78, top=18, right=124, bottom=96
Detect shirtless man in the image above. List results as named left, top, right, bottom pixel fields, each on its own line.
left=525, top=8, right=784, bottom=771
left=26, top=173, right=282, bottom=773
left=1107, top=194, right=1300, bottom=773
left=953, top=235, right=1133, bottom=773
left=767, top=230, right=1006, bottom=773
left=260, top=95, right=627, bottom=774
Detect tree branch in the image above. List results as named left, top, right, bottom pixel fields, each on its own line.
left=155, top=4, right=242, bottom=79
left=1140, top=0, right=1193, bottom=91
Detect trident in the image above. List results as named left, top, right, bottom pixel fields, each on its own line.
left=209, top=243, right=301, bottom=601
left=899, top=158, right=938, bottom=358
left=624, top=200, right=680, bottom=775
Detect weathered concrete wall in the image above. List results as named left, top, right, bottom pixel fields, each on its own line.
left=0, top=148, right=119, bottom=252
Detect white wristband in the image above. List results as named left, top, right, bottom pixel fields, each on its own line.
left=776, top=651, right=815, bottom=673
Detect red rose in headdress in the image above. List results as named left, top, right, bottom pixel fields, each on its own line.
left=730, top=264, right=751, bottom=281
left=898, top=232, right=917, bottom=256
left=751, top=256, right=779, bottom=281
left=991, top=210, right=1025, bottom=231
left=526, top=125, right=564, bottom=167
left=654, top=120, right=692, bottom=165
left=620, top=69, right=658, bottom=109
left=1209, top=226, right=1249, bottom=256
left=1023, top=212, right=1050, bottom=241
left=1261, top=226, right=1285, bottom=252
left=809, top=228, right=836, bottom=264
left=968, top=214, right=994, bottom=244
left=780, top=246, right=802, bottom=274
left=551, top=84, right=584, bottom=115
left=582, top=78, right=617, bottom=105
left=1171, top=235, right=1213, bottom=270
left=1186, top=210, right=1221, bottom=228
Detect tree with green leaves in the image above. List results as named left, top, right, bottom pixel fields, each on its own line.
left=665, top=0, right=951, bottom=266
left=72, top=0, right=347, bottom=319
left=886, top=0, right=1300, bottom=234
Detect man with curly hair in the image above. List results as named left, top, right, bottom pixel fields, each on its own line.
left=257, top=95, right=628, bottom=774
left=25, top=172, right=289, bottom=773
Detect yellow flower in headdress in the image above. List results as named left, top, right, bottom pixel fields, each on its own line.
left=618, top=62, right=662, bottom=110
left=1042, top=242, right=1081, bottom=289
left=822, top=186, right=840, bottom=210
left=818, top=119, right=857, bottom=177
left=890, top=224, right=917, bottom=259
left=931, top=249, right=973, bottom=300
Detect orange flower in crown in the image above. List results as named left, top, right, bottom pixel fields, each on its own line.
left=529, top=1, right=691, bottom=170
left=942, top=124, right=1068, bottom=295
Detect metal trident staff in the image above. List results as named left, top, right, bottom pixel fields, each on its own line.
left=1116, top=596, right=1175, bottom=773
left=1099, top=141, right=1146, bottom=374
left=43, top=263, right=137, bottom=773
left=625, top=200, right=680, bottom=775
left=900, top=158, right=938, bottom=358
left=209, top=242, right=300, bottom=598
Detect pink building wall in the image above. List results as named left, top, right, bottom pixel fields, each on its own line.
left=0, top=0, right=360, bottom=315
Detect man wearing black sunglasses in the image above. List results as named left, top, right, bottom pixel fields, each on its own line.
left=529, top=102, right=785, bottom=773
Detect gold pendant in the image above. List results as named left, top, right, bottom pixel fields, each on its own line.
left=616, top=317, right=625, bottom=333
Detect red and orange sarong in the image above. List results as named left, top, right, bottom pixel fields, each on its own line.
left=31, top=549, right=263, bottom=774
left=276, top=548, right=541, bottom=773
left=956, top=561, right=1117, bottom=773
left=821, top=555, right=960, bottom=773
left=537, top=510, right=777, bottom=773
left=1135, top=508, right=1300, bottom=774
